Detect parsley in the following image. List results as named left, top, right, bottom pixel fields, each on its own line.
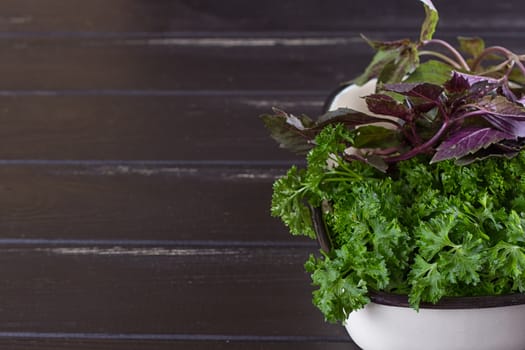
left=274, top=133, right=525, bottom=322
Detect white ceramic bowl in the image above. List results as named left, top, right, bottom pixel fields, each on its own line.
left=328, top=79, right=377, bottom=113
left=345, top=300, right=525, bottom=350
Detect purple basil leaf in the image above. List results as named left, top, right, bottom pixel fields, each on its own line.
left=344, top=150, right=388, bottom=173
left=365, top=94, right=410, bottom=119
left=261, top=108, right=401, bottom=155
left=476, top=96, right=525, bottom=137
left=467, top=81, right=500, bottom=100
left=383, top=82, right=443, bottom=101
left=482, top=115, right=525, bottom=137
left=519, top=95, right=525, bottom=107
left=501, top=83, right=518, bottom=103
left=431, top=127, right=513, bottom=163
left=260, top=110, right=316, bottom=154
left=453, top=71, right=499, bottom=86
left=444, top=72, right=470, bottom=94
left=455, top=143, right=520, bottom=165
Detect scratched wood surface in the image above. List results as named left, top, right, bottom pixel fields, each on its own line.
left=0, top=1, right=524, bottom=349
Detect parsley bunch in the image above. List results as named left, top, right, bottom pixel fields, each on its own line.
left=273, top=125, right=525, bottom=323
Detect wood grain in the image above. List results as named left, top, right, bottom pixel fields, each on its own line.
left=0, top=95, right=317, bottom=161
left=0, top=35, right=522, bottom=91
left=0, top=246, right=349, bottom=338
left=0, top=164, right=305, bottom=242
left=0, top=36, right=366, bottom=91
left=0, top=1, right=523, bottom=349
left=0, top=0, right=523, bottom=34
left=0, top=339, right=358, bottom=350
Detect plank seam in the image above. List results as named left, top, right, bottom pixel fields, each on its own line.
left=0, top=238, right=316, bottom=249
left=0, top=160, right=304, bottom=166
left=0, top=332, right=351, bottom=343
left=0, top=90, right=328, bottom=97
left=0, top=30, right=521, bottom=39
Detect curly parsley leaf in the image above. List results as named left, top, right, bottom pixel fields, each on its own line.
left=408, top=255, right=445, bottom=308
left=271, top=166, right=315, bottom=239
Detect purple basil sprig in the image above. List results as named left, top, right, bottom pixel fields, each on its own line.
left=261, top=0, right=525, bottom=170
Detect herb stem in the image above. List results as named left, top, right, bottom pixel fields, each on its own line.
left=472, top=46, right=525, bottom=79
left=329, top=170, right=359, bottom=179
left=418, top=50, right=464, bottom=70
left=477, top=59, right=512, bottom=76
left=454, top=109, right=490, bottom=120
left=323, top=177, right=359, bottom=183
left=334, top=161, right=363, bottom=180
left=386, top=120, right=449, bottom=163
left=422, top=39, right=470, bottom=71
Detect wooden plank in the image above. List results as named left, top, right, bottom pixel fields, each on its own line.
left=0, top=0, right=523, bottom=34
left=0, top=95, right=318, bottom=161
left=0, top=339, right=358, bottom=350
left=0, top=35, right=523, bottom=91
left=0, top=164, right=306, bottom=242
left=0, top=246, right=349, bottom=340
left=0, top=36, right=367, bottom=91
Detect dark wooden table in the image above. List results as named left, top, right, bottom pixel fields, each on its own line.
left=0, top=1, right=522, bottom=349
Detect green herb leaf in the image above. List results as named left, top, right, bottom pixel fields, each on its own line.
left=404, top=60, right=453, bottom=85
left=419, top=0, right=439, bottom=42
left=379, top=44, right=420, bottom=84
left=438, top=235, right=483, bottom=285
left=271, top=166, right=316, bottom=239
left=353, top=46, right=402, bottom=85
left=416, top=215, right=457, bottom=260
left=408, top=255, right=446, bottom=308
left=457, top=36, right=485, bottom=58
left=487, top=241, right=525, bottom=292
left=353, top=125, right=401, bottom=148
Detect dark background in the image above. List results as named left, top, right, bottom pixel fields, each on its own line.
left=0, top=1, right=522, bottom=349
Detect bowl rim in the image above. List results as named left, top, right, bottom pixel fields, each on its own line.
left=322, top=82, right=353, bottom=112
left=369, top=290, right=525, bottom=309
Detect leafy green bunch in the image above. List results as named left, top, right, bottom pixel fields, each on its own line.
left=262, top=0, right=525, bottom=323
left=273, top=124, right=525, bottom=323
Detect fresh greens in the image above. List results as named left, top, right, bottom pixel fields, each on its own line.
left=262, top=0, right=525, bottom=324
left=275, top=128, right=525, bottom=322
